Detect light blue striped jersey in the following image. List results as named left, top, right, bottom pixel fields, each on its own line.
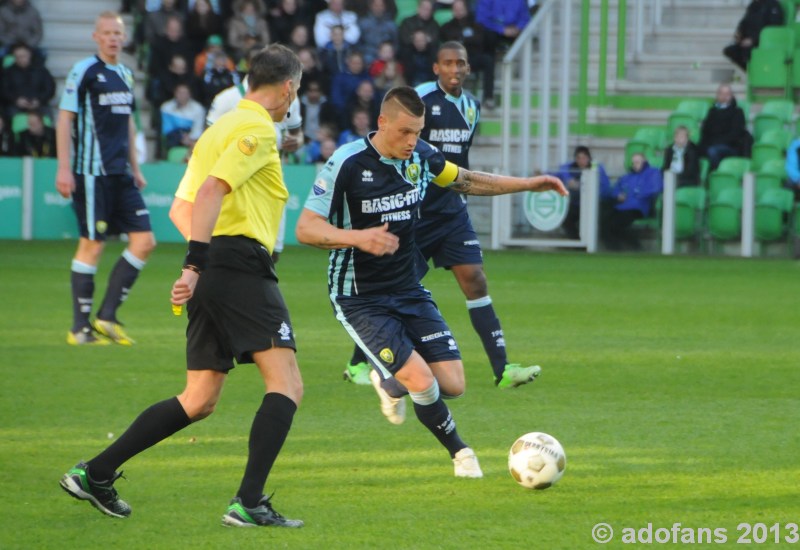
left=59, top=55, right=135, bottom=175
left=415, top=81, right=480, bottom=218
left=303, top=133, right=448, bottom=296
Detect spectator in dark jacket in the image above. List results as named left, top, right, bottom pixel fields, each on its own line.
left=602, top=153, right=663, bottom=250
left=185, top=0, right=224, bottom=57
left=1, top=43, right=55, bottom=118
left=440, top=0, right=494, bottom=105
left=148, top=16, right=195, bottom=86
left=663, top=125, right=701, bottom=187
left=475, top=0, right=529, bottom=107
left=319, top=24, right=355, bottom=78
left=398, top=0, right=439, bottom=51
left=555, top=145, right=612, bottom=240
left=698, top=84, right=752, bottom=170
left=723, top=0, right=784, bottom=71
left=268, top=0, right=312, bottom=47
left=16, top=110, right=55, bottom=158
left=329, top=50, right=371, bottom=109
left=400, top=29, right=436, bottom=87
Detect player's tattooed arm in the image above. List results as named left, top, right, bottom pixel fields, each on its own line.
left=449, top=168, right=568, bottom=197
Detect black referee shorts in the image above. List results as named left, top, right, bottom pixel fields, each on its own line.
left=186, top=236, right=296, bottom=373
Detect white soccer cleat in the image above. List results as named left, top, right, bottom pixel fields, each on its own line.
left=453, top=447, right=483, bottom=478
left=369, top=369, right=406, bottom=425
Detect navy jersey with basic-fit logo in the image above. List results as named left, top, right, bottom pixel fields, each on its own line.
left=59, top=55, right=135, bottom=176
left=415, top=81, right=480, bottom=218
left=304, top=134, right=453, bottom=296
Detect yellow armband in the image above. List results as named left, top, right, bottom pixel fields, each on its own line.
left=432, top=161, right=459, bottom=187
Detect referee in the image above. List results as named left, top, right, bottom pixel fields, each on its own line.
left=60, top=45, right=304, bottom=528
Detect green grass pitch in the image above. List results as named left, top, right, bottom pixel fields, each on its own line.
left=1, top=241, right=798, bottom=549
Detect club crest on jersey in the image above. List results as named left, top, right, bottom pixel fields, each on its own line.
left=467, top=107, right=476, bottom=125
left=238, top=135, right=257, bottom=155
left=95, top=220, right=108, bottom=234
left=380, top=348, right=394, bottom=364
left=431, top=104, right=441, bottom=116
left=405, top=163, right=420, bottom=183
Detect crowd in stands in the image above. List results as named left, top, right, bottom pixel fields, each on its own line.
left=0, top=0, right=57, bottom=158
left=123, top=0, right=538, bottom=160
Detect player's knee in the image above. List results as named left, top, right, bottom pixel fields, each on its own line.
left=178, top=394, right=218, bottom=421
left=460, top=268, right=488, bottom=299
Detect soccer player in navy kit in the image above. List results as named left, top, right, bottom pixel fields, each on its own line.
left=56, top=11, right=155, bottom=346
left=343, top=42, right=542, bottom=389
left=296, top=86, right=565, bottom=477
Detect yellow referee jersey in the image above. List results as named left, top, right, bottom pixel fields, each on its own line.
left=175, top=99, right=287, bottom=252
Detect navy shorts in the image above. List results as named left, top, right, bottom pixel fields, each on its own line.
left=331, top=286, right=461, bottom=378
left=415, top=210, right=483, bottom=271
left=186, top=236, right=296, bottom=373
left=71, top=174, right=152, bottom=240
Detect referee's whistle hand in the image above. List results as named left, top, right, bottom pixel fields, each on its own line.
left=358, top=223, right=400, bottom=256
left=171, top=270, right=199, bottom=305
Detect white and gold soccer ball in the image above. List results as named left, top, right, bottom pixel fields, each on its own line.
left=508, top=432, right=566, bottom=490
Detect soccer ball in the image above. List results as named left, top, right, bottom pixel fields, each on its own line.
left=508, top=432, right=566, bottom=490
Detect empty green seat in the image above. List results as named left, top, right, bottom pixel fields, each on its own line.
left=748, top=47, right=790, bottom=101
left=674, top=99, right=711, bottom=122
left=708, top=187, right=744, bottom=240
left=753, top=99, right=795, bottom=139
left=708, top=157, right=751, bottom=201
left=755, top=187, right=795, bottom=241
left=759, top=27, right=795, bottom=61
left=674, top=186, right=706, bottom=239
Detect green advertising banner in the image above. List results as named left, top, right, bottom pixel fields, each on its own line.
left=0, top=158, right=23, bottom=239
left=282, top=164, right=317, bottom=247
left=31, top=158, right=78, bottom=240
left=1, top=159, right=319, bottom=244
left=140, top=162, right=186, bottom=244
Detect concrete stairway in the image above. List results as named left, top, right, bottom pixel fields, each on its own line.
left=471, top=0, right=752, bottom=178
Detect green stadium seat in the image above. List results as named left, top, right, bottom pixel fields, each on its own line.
left=631, top=126, right=669, bottom=150
left=759, top=27, right=795, bottom=61
left=751, top=128, right=791, bottom=171
left=755, top=158, right=788, bottom=199
left=753, top=99, right=795, bottom=139
left=748, top=47, right=790, bottom=101
left=708, top=157, right=751, bottom=201
left=751, top=144, right=783, bottom=172
left=395, top=0, right=418, bottom=21
left=782, top=0, right=797, bottom=23
left=434, top=8, right=452, bottom=25
left=755, top=187, right=795, bottom=241
left=674, top=186, right=707, bottom=240
left=699, top=157, right=710, bottom=187
left=708, top=187, right=743, bottom=241
left=167, top=146, right=189, bottom=163
left=674, top=99, right=711, bottom=122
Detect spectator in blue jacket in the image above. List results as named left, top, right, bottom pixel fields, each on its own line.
left=602, top=153, right=663, bottom=250
left=555, top=145, right=612, bottom=240
left=329, top=50, right=372, bottom=109
left=785, top=137, right=800, bottom=200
